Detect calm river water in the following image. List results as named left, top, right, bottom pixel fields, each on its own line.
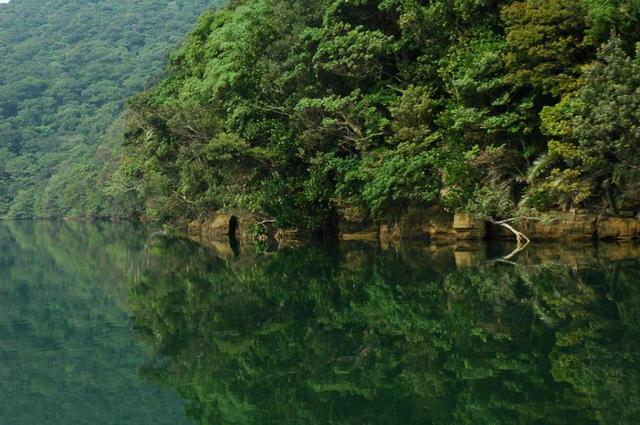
left=0, top=221, right=639, bottom=424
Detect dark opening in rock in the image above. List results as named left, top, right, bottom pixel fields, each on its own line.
left=228, top=215, right=238, bottom=237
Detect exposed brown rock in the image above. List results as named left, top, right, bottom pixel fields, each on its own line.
left=596, top=215, right=639, bottom=240
left=204, top=214, right=237, bottom=237
left=188, top=213, right=238, bottom=244
left=530, top=213, right=597, bottom=241
left=187, top=219, right=202, bottom=238
left=453, top=212, right=486, bottom=240
left=188, top=209, right=638, bottom=245
left=341, top=228, right=379, bottom=241
left=379, top=223, right=400, bottom=241
left=397, top=210, right=432, bottom=240
left=338, top=217, right=380, bottom=241
left=488, top=212, right=597, bottom=241
left=380, top=208, right=455, bottom=241
left=503, top=212, right=639, bottom=241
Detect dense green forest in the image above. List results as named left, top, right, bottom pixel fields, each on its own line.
left=117, top=0, right=640, bottom=233
left=0, top=0, right=217, bottom=218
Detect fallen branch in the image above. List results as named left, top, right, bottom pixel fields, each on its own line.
left=486, top=217, right=531, bottom=260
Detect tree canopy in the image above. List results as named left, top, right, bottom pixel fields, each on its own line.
left=116, top=0, right=640, bottom=232
left=2, top=0, right=639, bottom=227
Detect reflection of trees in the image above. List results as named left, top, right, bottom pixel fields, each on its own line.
left=131, top=238, right=640, bottom=425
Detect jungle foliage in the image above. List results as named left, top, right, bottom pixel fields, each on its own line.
left=117, top=0, right=640, bottom=231
left=0, top=0, right=218, bottom=218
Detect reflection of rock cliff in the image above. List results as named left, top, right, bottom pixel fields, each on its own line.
left=184, top=223, right=640, bottom=270
left=130, top=237, right=640, bottom=425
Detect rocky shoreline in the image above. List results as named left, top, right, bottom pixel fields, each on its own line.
left=187, top=209, right=640, bottom=245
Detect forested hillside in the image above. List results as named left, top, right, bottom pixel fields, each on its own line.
left=0, top=0, right=217, bottom=218
left=118, top=0, right=640, bottom=233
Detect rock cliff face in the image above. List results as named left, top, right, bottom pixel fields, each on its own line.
left=355, top=210, right=638, bottom=243
left=337, top=218, right=379, bottom=241
left=377, top=208, right=457, bottom=242
left=189, top=210, right=639, bottom=244
left=452, top=213, right=487, bottom=240
left=596, top=214, right=640, bottom=240
left=489, top=212, right=639, bottom=242
left=488, top=212, right=597, bottom=241
left=188, top=213, right=239, bottom=241
left=376, top=210, right=486, bottom=242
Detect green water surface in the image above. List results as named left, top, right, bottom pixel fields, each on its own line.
left=1, top=221, right=639, bottom=424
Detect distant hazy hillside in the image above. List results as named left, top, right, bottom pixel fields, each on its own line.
left=0, top=0, right=219, bottom=218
